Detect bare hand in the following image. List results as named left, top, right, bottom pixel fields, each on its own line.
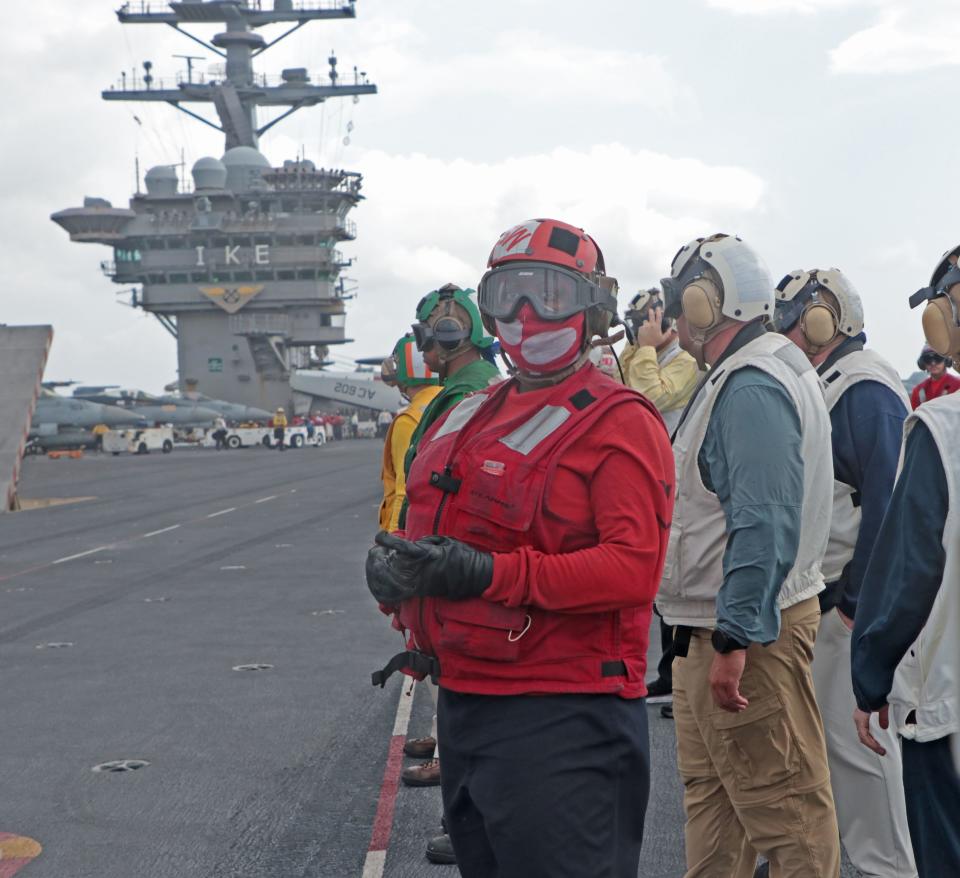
left=709, top=650, right=749, bottom=712
left=634, top=306, right=670, bottom=349
left=836, top=608, right=854, bottom=631
left=854, top=705, right=889, bottom=755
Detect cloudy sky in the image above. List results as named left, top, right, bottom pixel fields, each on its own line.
left=4, top=0, right=957, bottom=390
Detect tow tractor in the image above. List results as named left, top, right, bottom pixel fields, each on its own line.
left=102, top=426, right=174, bottom=455
left=200, top=425, right=324, bottom=450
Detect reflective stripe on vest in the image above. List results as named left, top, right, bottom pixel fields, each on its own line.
left=499, top=406, right=571, bottom=455
left=430, top=392, right=488, bottom=441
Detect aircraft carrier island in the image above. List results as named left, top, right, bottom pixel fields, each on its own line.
left=51, top=0, right=377, bottom=412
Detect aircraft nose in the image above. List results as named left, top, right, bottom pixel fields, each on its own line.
left=103, top=407, right=146, bottom=426
left=193, top=407, right=221, bottom=424
left=247, top=407, right=272, bottom=420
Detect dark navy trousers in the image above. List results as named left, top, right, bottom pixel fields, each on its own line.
left=902, top=736, right=960, bottom=877
left=438, top=689, right=650, bottom=878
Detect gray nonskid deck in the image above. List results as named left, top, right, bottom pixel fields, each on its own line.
left=2, top=443, right=862, bottom=876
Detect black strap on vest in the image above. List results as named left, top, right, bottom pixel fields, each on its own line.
left=673, top=626, right=694, bottom=658
left=429, top=469, right=462, bottom=494
left=371, top=650, right=441, bottom=687
left=601, top=660, right=627, bottom=678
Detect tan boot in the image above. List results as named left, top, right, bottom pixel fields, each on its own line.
left=401, top=758, right=441, bottom=787
left=403, top=736, right=437, bottom=759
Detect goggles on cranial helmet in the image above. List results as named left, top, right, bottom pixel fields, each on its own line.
left=477, top=261, right=615, bottom=322
left=412, top=284, right=494, bottom=353
left=909, top=265, right=960, bottom=310
left=918, top=348, right=947, bottom=368
left=411, top=316, right=470, bottom=352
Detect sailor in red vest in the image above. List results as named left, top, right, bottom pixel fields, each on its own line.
left=910, top=343, right=960, bottom=409
left=366, top=218, right=675, bottom=877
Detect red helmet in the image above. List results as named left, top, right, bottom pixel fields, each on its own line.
left=487, top=218, right=606, bottom=276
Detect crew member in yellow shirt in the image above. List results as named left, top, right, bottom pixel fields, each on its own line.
left=378, top=334, right=442, bottom=532
left=620, top=286, right=700, bottom=433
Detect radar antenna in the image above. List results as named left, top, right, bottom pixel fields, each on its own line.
left=105, top=2, right=377, bottom=149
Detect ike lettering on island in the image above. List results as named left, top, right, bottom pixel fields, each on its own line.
left=195, top=245, right=271, bottom=267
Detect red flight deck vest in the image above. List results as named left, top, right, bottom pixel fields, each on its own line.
left=397, top=363, right=663, bottom=697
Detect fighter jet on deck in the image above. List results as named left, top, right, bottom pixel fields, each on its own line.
left=154, top=392, right=271, bottom=424
left=72, top=387, right=220, bottom=427
left=30, top=390, right=147, bottom=451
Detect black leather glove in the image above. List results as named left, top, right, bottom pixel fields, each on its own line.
left=365, top=531, right=493, bottom=604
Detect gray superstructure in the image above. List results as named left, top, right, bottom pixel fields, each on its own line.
left=52, top=1, right=377, bottom=412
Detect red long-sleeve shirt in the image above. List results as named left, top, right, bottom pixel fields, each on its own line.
left=911, top=372, right=960, bottom=409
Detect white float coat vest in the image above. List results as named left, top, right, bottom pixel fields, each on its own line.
left=657, top=332, right=833, bottom=629
left=818, top=348, right=910, bottom=583
left=887, top=392, right=960, bottom=741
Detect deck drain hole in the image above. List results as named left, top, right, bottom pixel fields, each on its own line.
left=144, top=597, right=170, bottom=603
left=35, top=642, right=74, bottom=649
left=311, top=610, right=345, bottom=616
left=92, top=759, right=150, bottom=773
left=233, top=663, right=273, bottom=672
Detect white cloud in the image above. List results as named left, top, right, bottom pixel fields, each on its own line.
left=706, top=0, right=960, bottom=76
left=342, top=24, right=685, bottom=113
left=337, top=143, right=765, bottom=359
left=707, top=0, right=874, bottom=14
left=830, top=4, right=960, bottom=74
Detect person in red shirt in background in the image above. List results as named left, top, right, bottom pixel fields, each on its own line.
left=366, top=218, right=674, bottom=878
left=911, top=344, right=960, bottom=409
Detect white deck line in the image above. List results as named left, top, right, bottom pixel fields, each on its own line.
left=142, top=524, right=181, bottom=538
left=206, top=507, right=236, bottom=518
left=52, top=546, right=109, bottom=565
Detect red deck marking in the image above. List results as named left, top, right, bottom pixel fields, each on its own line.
left=361, top=681, right=416, bottom=877
left=0, top=832, right=42, bottom=875
left=368, top=735, right=406, bottom=852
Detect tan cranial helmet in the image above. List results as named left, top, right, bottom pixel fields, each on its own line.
left=910, top=246, right=960, bottom=361
left=773, top=268, right=864, bottom=353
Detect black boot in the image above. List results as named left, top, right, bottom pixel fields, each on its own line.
left=425, top=833, right=456, bottom=865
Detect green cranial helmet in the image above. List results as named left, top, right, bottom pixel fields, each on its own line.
left=391, top=333, right=441, bottom=387
left=413, top=283, right=496, bottom=353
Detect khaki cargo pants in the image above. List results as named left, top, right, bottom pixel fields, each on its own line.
left=673, top=597, right=841, bottom=878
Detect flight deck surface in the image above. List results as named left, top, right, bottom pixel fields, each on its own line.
left=2, top=444, right=862, bottom=877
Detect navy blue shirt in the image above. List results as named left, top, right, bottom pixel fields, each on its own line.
left=698, top=367, right=804, bottom=645
left=822, top=376, right=908, bottom=618
left=851, top=422, right=948, bottom=712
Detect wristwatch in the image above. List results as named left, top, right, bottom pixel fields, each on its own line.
left=711, top=629, right=748, bottom=654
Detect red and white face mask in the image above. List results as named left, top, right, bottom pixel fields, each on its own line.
left=495, top=303, right=586, bottom=375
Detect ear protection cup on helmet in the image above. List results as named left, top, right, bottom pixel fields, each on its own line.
left=922, top=296, right=960, bottom=358
left=586, top=305, right=612, bottom=339
left=800, top=302, right=839, bottom=348
left=432, top=315, right=469, bottom=350
left=681, top=277, right=722, bottom=331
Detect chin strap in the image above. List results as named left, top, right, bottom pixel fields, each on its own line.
left=687, top=319, right=733, bottom=370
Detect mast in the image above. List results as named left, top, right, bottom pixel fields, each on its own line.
left=104, top=1, right=376, bottom=149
